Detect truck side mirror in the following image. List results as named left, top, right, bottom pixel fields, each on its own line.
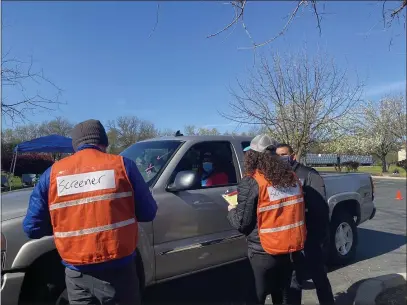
left=166, top=170, right=200, bottom=192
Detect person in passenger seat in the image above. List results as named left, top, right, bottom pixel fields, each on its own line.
left=201, top=152, right=229, bottom=187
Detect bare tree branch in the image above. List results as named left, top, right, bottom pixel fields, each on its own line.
left=148, top=3, right=160, bottom=39
left=106, top=116, right=158, bottom=153
left=1, top=55, right=64, bottom=125
left=391, top=0, right=407, bottom=18
left=208, top=1, right=405, bottom=50
left=207, top=0, right=247, bottom=39
left=241, top=0, right=306, bottom=50
left=220, top=50, right=364, bottom=160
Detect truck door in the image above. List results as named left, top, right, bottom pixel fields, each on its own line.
left=152, top=141, right=247, bottom=280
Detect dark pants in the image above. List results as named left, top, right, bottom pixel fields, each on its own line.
left=248, top=251, right=304, bottom=305
left=65, top=262, right=141, bottom=305
left=290, top=241, right=335, bottom=305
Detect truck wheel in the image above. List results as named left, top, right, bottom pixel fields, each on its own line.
left=328, top=210, right=358, bottom=265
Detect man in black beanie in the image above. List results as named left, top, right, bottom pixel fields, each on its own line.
left=23, top=119, right=157, bottom=305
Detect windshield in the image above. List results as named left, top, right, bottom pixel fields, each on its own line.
left=120, top=140, right=183, bottom=185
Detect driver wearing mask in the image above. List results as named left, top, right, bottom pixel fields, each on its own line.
left=201, top=152, right=229, bottom=187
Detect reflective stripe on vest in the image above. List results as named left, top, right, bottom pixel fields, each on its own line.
left=49, top=191, right=133, bottom=211
left=253, top=170, right=306, bottom=255
left=54, top=218, right=136, bottom=238
left=48, top=149, right=138, bottom=265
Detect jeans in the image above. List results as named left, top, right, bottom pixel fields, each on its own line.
left=248, top=251, right=304, bottom=305
left=290, top=241, right=335, bottom=305
left=65, top=262, right=141, bottom=305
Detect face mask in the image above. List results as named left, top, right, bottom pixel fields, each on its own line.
left=279, top=155, right=291, bottom=165
left=202, top=162, right=213, bottom=173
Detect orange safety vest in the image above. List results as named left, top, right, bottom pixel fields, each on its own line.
left=253, top=170, right=306, bottom=255
left=48, top=148, right=138, bottom=265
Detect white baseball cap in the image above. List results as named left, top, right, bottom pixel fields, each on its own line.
left=244, top=134, right=278, bottom=153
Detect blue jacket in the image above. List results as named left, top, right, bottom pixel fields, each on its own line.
left=23, top=145, right=158, bottom=271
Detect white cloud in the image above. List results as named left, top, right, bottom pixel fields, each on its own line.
left=364, top=80, right=406, bottom=98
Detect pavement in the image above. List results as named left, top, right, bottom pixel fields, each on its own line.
left=353, top=272, right=406, bottom=305
left=143, top=179, right=406, bottom=304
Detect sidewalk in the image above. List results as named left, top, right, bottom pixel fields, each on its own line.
left=371, top=175, right=406, bottom=180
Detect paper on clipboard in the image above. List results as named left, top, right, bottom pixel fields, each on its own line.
left=222, top=190, right=238, bottom=206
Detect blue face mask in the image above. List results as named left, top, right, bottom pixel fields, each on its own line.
left=202, top=162, right=213, bottom=173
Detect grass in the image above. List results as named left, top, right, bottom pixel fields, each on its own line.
left=314, top=165, right=407, bottom=177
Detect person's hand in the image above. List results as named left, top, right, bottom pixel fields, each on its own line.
left=228, top=205, right=236, bottom=211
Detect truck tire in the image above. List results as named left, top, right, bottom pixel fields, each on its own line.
left=328, top=210, right=358, bottom=265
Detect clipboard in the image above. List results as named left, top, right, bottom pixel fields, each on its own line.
left=222, top=190, right=238, bottom=206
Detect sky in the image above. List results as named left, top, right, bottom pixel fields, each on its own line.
left=2, top=1, right=406, bottom=133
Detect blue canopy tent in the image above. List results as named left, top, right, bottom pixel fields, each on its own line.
left=10, top=135, right=75, bottom=184
left=13, top=134, right=74, bottom=154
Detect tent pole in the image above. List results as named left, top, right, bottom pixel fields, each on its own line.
left=9, top=152, right=15, bottom=191
left=10, top=151, right=18, bottom=191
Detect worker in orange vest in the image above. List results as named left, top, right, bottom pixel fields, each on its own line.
left=228, top=134, right=306, bottom=304
left=23, top=119, right=157, bottom=305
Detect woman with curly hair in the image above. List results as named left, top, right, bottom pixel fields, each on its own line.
left=228, top=134, right=306, bottom=305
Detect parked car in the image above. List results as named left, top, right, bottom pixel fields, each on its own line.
left=21, top=174, right=37, bottom=187
left=1, top=135, right=376, bottom=305
left=1, top=175, right=9, bottom=188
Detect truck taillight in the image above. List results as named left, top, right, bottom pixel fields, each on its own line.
left=1, top=233, right=6, bottom=271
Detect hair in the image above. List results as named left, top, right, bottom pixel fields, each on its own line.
left=244, top=150, right=261, bottom=176
left=276, top=143, right=294, bottom=155
left=257, top=149, right=297, bottom=188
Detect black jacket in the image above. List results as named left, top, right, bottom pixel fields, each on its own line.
left=227, top=163, right=330, bottom=254
left=292, top=161, right=330, bottom=245
left=227, top=176, right=264, bottom=253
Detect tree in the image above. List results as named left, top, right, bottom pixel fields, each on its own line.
left=321, top=99, right=402, bottom=173
left=159, top=128, right=176, bottom=137
left=364, top=94, right=406, bottom=145
left=13, top=124, right=42, bottom=142
left=183, top=125, right=198, bottom=136
left=38, top=117, right=74, bottom=137
left=107, top=116, right=158, bottom=153
left=183, top=125, right=221, bottom=136
left=207, top=1, right=406, bottom=50
left=355, top=99, right=402, bottom=173
left=1, top=54, right=62, bottom=124
left=222, top=50, right=363, bottom=160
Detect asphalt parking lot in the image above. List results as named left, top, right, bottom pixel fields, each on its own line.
left=143, top=178, right=407, bottom=304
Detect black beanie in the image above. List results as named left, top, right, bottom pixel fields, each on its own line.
left=71, top=119, right=109, bottom=151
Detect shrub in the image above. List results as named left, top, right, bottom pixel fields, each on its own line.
left=396, top=159, right=407, bottom=170
left=341, top=161, right=360, bottom=172
left=1, top=153, right=54, bottom=176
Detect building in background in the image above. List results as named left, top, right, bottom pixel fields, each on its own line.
left=398, top=148, right=406, bottom=162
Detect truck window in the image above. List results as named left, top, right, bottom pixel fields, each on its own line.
left=120, top=140, right=183, bottom=186
left=169, top=141, right=238, bottom=189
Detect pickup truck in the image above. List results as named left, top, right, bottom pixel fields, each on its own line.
left=1, top=135, right=376, bottom=305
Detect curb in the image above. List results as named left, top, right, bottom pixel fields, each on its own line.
left=371, top=176, right=407, bottom=180
left=353, top=273, right=406, bottom=305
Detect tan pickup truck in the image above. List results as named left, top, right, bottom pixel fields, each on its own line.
left=1, top=135, right=376, bottom=305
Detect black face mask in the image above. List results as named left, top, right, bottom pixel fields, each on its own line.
left=279, top=155, right=291, bottom=164
left=279, top=155, right=297, bottom=166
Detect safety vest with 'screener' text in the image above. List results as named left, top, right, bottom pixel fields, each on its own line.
left=48, top=148, right=138, bottom=265
left=253, top=170, right=306, bottom=255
